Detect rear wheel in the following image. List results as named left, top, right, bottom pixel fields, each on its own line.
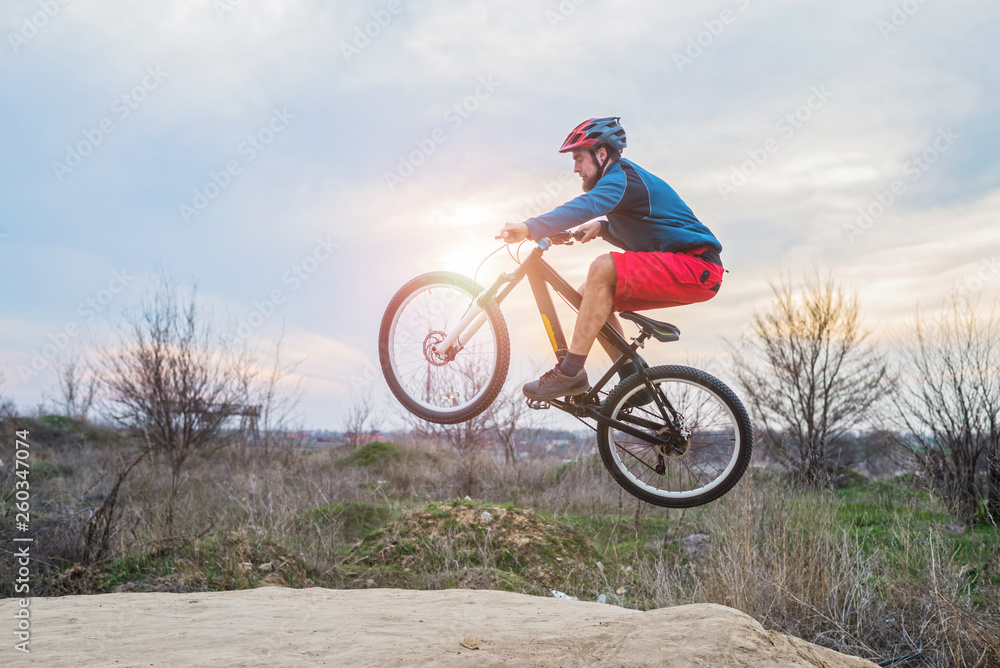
left=379, top=271, right=510, bottom=424
left=597, top=365, right=753, bottom=508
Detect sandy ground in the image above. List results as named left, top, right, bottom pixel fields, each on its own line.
left=3, top=587, right=880, bottom=667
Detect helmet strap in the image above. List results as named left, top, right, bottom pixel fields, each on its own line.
left=590, top=147, right=609, bottom=175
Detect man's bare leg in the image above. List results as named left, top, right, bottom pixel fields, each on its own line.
left=569, top=254, right=620, bottom=357
left=522, top=254, right=629, bottom=399
left=576, top=274, right=625, bottom=360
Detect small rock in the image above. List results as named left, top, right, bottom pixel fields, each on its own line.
left=615, top=586, right=626, bottom=595
left=596, top=561, right=604, bottom=573
left=258, top=562, right=274, bottom=573
left=682, top=532, right=711, bottom=558
left=480, top=511, right=494, bottom=523
left=550, top=589, right=578, bottom=601
left=944, top=523, right=966, bottom=534
left=596, top=594, right=607, bottom=604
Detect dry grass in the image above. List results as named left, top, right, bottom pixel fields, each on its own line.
left=3, top=418, right=998, bottom=667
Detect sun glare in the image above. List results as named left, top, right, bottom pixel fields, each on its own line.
left=435, top=200, right=511, bottom=275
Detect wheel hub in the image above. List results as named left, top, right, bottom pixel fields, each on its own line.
left=422, top=331, right=456, bottom=366
left=656, top=421, right=691, bottom=458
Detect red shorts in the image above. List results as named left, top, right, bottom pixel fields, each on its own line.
left=610, top=247, right=723, bottom=312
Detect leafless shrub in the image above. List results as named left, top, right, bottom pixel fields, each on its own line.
left=81, top=444, right=153, bottom=564
left=227, top=333, right=305, bottom=468
left=487, top=382, right=542, bottom=466
left=888, top=293, right=1000, bottom=525
left=343, top=386, right=383, bottom=449
left=55, top=356, right=97, bottom=421
left=729, top=268, right=893, bottom=485
left=98, top=273, right=256, bottom=532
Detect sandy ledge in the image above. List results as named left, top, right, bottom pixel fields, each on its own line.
left=3, top=587, right=879, bottom=667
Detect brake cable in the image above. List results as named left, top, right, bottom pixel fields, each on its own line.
left=473, top=243, right=508, bottom=287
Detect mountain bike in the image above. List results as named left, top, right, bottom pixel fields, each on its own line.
left=378, top=230, right=753, bottom=508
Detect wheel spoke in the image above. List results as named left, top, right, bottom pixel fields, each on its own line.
left=383, top=277, right=507, bottom=418
left=599, top=368, right=750, bottom=507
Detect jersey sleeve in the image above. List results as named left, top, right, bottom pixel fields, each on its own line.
left=523, top=167, right=627, bottom=240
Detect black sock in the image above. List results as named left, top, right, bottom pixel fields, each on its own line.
left=559, top=352, right=587, bottom=376
left=619, top=361, right=639, bottom=380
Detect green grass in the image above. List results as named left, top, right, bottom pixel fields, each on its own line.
left=12, top=428, right=1000, bottom=666
left=340, top=441, right=401, bottom=467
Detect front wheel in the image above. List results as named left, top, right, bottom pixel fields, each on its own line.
left=379, top=271, right=510, bottom=424
left=597, top=365, right=753, bottom=508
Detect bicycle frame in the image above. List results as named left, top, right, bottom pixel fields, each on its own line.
left=433, top=238, right=680, bottom=447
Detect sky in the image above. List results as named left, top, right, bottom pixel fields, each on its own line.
left=1, top=0, right=998, bottom=430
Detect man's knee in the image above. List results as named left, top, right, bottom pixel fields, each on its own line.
left=587, top=254, right=617, bottom=287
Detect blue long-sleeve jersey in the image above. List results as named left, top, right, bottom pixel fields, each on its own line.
left=524, top=158, right=721, bottom=257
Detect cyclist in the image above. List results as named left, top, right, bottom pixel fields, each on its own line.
left=499, top=117, right=724, bottom=400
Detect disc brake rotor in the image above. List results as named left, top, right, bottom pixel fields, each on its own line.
left=422, top=331, right=455, bottom=366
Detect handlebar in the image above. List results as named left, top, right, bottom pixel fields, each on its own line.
left=548, top=230, right=587, bottom=245
left=494, top=228, right=588, bottom=245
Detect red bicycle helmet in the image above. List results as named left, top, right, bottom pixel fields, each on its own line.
left=559, top=117, right=627, bottom=153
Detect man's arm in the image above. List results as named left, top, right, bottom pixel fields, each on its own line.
left=523, top=168, right=627, bottom=240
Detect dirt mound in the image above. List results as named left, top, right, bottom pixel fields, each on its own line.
left=1, top=587, right=879, bottom=667
left=342, top=500, right=603, bottom=595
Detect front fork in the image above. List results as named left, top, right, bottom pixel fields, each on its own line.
left=432, top=267, right=525, bottom=357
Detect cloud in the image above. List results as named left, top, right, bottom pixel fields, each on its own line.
left=2, top=0, right=999, bottom=426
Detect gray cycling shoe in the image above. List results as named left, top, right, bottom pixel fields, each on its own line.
left=522, top=365, right=590, bottom=400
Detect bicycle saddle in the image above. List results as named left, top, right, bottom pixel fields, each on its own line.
left=619, top=312, right=681, bottom=342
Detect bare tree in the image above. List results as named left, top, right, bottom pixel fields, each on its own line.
left=889, top=294, right=1000, bottom=525
left=99, top=274, right=254, bottom=532
left=488, top=382, right=542, bottom=465
left=239, top=333, right=305, bottom=456
left=0, top=369, right=17, bottom=443
left=729, top=269, right=892, bottom=485
left=55, top=356, right=97, bottom=421
left=343, top=385, right=384, bottom=448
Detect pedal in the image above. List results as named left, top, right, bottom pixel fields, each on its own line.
left=526, top=398, right=550, bottom=410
